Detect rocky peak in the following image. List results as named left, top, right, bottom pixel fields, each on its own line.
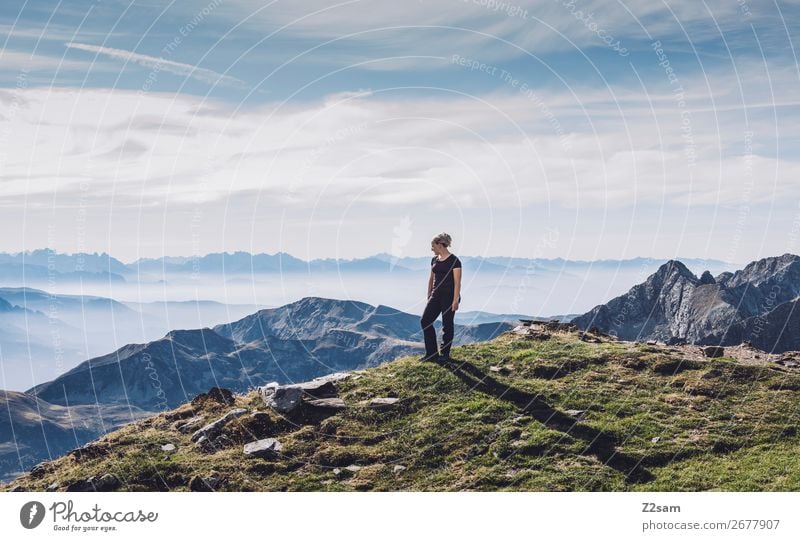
left=724, top=253, right=800, bottom=289
left=698, top=270, right=715, bottom=285
left=647, top=259, right=698, bottom=288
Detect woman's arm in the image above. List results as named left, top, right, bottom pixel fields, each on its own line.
left=452, top=267, right=462, bottom=309
left=428, top=269, right=434, bottom=299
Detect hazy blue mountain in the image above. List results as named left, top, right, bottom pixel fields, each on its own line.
left=0, top=248, right=130, bottom=275
left=27, top=297, right=514, bottom=411
left=0, top=262, right=125, bottom=283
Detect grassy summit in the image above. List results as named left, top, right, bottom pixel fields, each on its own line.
left=4, top=326, right=800, bottom=491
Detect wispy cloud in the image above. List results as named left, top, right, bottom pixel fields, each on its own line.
left=64, top=41, right=248, bottom=88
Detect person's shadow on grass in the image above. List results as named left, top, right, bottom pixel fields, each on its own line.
left=434, top=356, right=654, bottom=484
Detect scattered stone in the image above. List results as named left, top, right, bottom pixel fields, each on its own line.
left=304, top=397, right=347, bottom=409
left=259, top=374, right=348, bottom=413
left=175, top=415, right=205, bottom=433
left=191, top=408, right=248, bottom=442
left=701, top=346, right=725, bottom=358
left=368, top=397, right=400, bottom=409
left=212, top=434, right=234, bottom=449
left=189, top=474, right=222, bottom=492
left=393, top=465, right=407, bottom=474
left=345, top=464, right=362, bottom=472
left=776, top=357, right=800, bottom=368
left=651, top=436, right=660, bottom=443
left=9, top=485, right=23, bottom=492
left=66, top=474, right=118, bottom=492
left=332, top=468, right=342, bottom=476
left=243, top=438, right=283, bottom=459
left=263, top=387, right=304, bottom=413
left=67, top=442, right=110, bottom=462
left=191, top=387, right=235, bottom=407
left=646, top=340, right=658, bottom=346
left=95, top=474, right=119, bottom=491
left=195, top=434, right=233, bottom=454
left=66, top=479, right=94, bottom=492
left=315, top=372, right=352, bottom=384
left=565, top=409, right=586, bottom=419
left=29, top=462, right=52, bottom=478
left=160, top=443, right=177, bottom=452
left=46, top=482, right=59, bottom=492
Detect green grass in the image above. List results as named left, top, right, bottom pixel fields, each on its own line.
left=4, top=330, right=800, bottom=491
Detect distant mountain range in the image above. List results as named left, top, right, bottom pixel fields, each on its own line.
left=572, top=253, right=800, bottom=352
left=1, top=297, right=513, bottom=481
left=0, top=248, right=735, bottom=280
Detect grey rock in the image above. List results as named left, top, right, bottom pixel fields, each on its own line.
left=243, top=438, right=283, bottom=459
left=95, top=474, right=119, bottom=491
left=176, top=415, right=205, bottom=434
left=46, top=482, right=59, bottom=492
left=29, top=462, right=51, bottom=478
left=565, top=409, right=586, bottom=419
left=393, top=465, right=407, bottom=474
left=304, top=397, right=347, bottom=409
left=368, top=397, right=400, bottom=409
left=160, top=443, right=177, bottom=452
left=263, top=386, right=304, bottom=413
left=189, top=474, right=222, bottom=491
left=66, top=474, right=118, bottom=492
left=191, top=408, right=248, bottom=442
left=261, top=374, right=348, bottom=413
left=9, top=485, right=23, bottom=492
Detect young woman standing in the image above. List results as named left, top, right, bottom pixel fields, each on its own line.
left=420, top=232, right=462, bottom=361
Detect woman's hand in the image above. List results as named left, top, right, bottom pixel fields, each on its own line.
left=451, top=299, right=459, bottom=312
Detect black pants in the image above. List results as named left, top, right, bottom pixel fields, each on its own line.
left=420, top=291, right=461, bottom=359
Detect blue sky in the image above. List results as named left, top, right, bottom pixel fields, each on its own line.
left=1, top=0, right=800, bottom=264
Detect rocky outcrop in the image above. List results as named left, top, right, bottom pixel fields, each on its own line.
left=191, top=408, right=248, bottom=443
left=571, top=254, right=800, bottom=352
left=259, top=372, right=351, bottom=414
left=243, top=438, right=283, bottom=459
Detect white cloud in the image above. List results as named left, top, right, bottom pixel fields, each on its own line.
left=64, top=42, right=249, bottom=88
left=1, top=59, right=798, bottom=216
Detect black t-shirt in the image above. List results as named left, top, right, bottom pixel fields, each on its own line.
left=430, top=254, right=462, bottom=294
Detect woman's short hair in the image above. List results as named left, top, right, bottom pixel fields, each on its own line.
left=432, top=233, right=452, bottom=247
